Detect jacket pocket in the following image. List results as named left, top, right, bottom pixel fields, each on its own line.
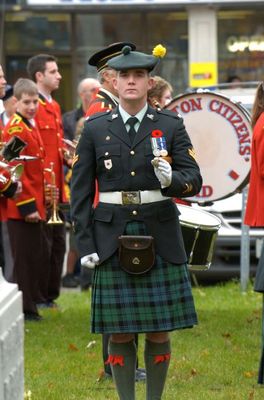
left=93, top=206, right=113, bottom=223
left=96, top=144, right=123, bottom=181
left=37, top=119, right=58, bottom=144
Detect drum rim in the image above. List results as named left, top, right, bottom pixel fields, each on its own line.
left=177, top=203, right=222, bottom=229
left=166, top=91, right=252, bottom=204
left=166, top=90, right=251, bottom=121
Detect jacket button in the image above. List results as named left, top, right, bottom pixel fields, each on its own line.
left=130, top=150, right=135, bottom=155
left=105, top=152, right=109, bottom=156
left=131, top=171, right=136, bottom=176
left=132, top=210, right=137, bottom=216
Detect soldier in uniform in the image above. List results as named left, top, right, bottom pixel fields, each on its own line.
left=86, top=42, right=146, bottom=381
left=86, top=42, right=136, bottom=117
left=71, top=45, right=202, bottom=400
left=3, top=78, right=46, bottom=321
left=27, top=54, right=67, bottom=308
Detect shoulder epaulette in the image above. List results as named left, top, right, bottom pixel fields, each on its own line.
left=157, top=109, right=182, bottom=119
left=85, top=110, right=111, bottom=122
left=10, top=114, right=22, bottom=126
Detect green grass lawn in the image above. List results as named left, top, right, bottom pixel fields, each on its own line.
left=24, top=281, right=264, bottom=399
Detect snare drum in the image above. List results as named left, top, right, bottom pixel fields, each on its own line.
left=166, top=91, right=252, bottom=204
left=178, top=204, right=221, bottom=271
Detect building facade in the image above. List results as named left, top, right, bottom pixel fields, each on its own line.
left=1, top=0, right=264, bottom=110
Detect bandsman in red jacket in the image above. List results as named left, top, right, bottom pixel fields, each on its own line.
left=0, top=65, right=21, bottom=269
left=3, top=78, right=46, bottom=321
left=27, top=54, right=67, bottom=308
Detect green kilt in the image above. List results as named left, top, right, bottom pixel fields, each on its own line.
left=91, top=221, right=197, bottom=334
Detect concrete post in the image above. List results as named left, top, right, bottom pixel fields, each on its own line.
left=0, top=267, right=24, bottom=400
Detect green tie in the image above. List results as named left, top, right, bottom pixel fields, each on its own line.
left=127, top=117, right=138, bottom=143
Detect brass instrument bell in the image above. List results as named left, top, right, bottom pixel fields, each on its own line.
left=0, top=160, right=24, bottom=191
left=44, top=162, right=63, bottom=225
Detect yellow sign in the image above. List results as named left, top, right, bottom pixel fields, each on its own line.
left=189, top=62, right=217, bottom=87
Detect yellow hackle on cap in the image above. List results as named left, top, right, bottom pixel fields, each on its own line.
left=152, top=44, right=167, bottom=58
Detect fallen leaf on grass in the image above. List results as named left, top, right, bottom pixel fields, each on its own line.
left=248, top=390, right=255, bottom=399
left=221, top=332, right=231, bottom=338
left=244, top=371, right=255, bottom=378
left=191, top=368, right=197, bottom=376
left=87, top=340, right=96, bottom=349
left=68, top=343, right=79, bottom=351
left=200, top=349, right=209, bottom=357
left=96, top=369, right=105, bottom=382
left=24, top=390, right=32, bottom=399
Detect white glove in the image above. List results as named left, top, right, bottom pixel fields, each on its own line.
left=81, top=253, right=100, bottom=269
left=152, top=158, right=172, bottom=188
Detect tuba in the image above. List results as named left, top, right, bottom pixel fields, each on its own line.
left=44, top=162, right=63, bottom=225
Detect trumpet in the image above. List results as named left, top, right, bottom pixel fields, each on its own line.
left=44, top=162, right=63, bottom=225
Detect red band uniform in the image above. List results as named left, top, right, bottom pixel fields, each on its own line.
left=3, top=112, right=46, bottom=316
left=35, top=93, right=66, bottom=305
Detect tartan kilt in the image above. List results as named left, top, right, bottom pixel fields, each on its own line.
left=91, top=221, right=198, bottom=334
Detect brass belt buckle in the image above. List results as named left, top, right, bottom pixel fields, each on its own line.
left=121, top=191, right=141, bottom=205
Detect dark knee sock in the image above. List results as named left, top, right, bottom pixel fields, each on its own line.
left=102, top=333, right=112, bottom=374
left=107, top=340, right=137, bottom=400
left=144, top=340, right=171, bottom=400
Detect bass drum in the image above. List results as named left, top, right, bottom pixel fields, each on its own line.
left=166, top=91, right=252, bottom=204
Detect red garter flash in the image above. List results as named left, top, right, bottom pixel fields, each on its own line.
left=154, top=353, right=171, bottom=364
left=105, top=354, right=125, bottom=366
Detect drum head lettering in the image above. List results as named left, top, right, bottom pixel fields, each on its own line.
left=166, top=92, right=252, bottom=203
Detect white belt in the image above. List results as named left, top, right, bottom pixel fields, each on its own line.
left=99, top=190, right=170, bottom=205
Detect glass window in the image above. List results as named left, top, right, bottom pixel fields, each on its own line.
left=75, top=13, right=143, bottom=82
left=146, top=12, right=188, bottom=95
left=218, top=9, right=264, bottom=83
left=75, top=11, right=188, bottom=95
left=5, top=13, right=71, bottom=52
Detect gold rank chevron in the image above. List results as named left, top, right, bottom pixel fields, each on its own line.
left=188, top=147, right=196, bottom=160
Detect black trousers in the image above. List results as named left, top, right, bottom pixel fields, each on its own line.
left=7, top=219, right=45, bottom=314
left=37, top=216, right=66, bottom=303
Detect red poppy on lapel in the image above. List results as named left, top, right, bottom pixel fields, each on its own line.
left=151, top=130, right=163, bottom=138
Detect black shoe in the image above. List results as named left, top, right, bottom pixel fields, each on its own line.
left=37, top=301, right=59, bottom=309
left=62, top=273, right=79, bottom=288
left=103, top=372, right=112, bottom=380
left=80, top=283, right=91, bottom=291
left=135, top=368, right=146, bottom=382
left=24, top=312, right=43, bottom=322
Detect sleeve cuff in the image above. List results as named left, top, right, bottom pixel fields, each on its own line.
left=16, top=198, right=37, bottom=217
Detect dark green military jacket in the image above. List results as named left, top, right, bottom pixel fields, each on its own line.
left=71, top=105, right=202, bottom=263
